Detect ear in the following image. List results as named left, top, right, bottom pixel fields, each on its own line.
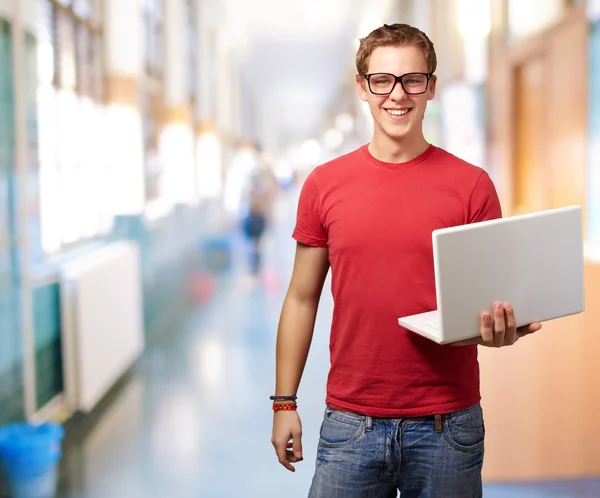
left=355, top=75, right=369, bottom=102
left=427, top=74, right=437, bottom=101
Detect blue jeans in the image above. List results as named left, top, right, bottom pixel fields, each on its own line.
left=308, top=403, right=484, bottom=497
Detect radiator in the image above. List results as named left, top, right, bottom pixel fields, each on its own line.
left=60, top=241, right=145, bottom=413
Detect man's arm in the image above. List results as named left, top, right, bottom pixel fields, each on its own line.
left=271, top=242, right=329, bottom=472
left=275, top=242, right=330, bottom=398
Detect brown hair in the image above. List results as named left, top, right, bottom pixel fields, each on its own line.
left=356, top=23, right=437, bottom=75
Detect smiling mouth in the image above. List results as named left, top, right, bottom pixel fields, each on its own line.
left=386, top=108, right=412, bottom=116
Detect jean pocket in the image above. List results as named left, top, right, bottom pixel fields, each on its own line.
left=318, top=408, right=366, bottom=449
left=443, top=405, right=485, bottom=452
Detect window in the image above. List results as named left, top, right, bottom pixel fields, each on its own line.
left=141, top=0, right=165, bottom=207
left=143, top=0, right=163, bottom=78
left=506, top=0, right=564, bottom=43
left=54, top=8, right=76, bottom=90
left=187, top=0, right=197, bottom=104
left=141, top=89, right=163, bottom=202
left=75, top=23, right=92, bottom=96
left=72, top=0, right=93, bottom=18
left=37, top=0, right=109, bottom=255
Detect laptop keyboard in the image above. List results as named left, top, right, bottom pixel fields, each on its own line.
left=424, top=320, right=440, bottom=331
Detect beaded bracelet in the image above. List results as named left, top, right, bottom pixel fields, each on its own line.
left=270, top=395, right=297, bottom=401
left=273, top=403, right=297, bottom=411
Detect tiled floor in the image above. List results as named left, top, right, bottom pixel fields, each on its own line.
left=57, top=192, right=600, bottom=497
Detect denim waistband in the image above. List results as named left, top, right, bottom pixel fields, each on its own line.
left=327, top=402, right=481, bottom=423
left=404, top=402, right=481, bottom=422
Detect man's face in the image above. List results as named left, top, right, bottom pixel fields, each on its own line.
left=356, top=44, right=436, bottom=144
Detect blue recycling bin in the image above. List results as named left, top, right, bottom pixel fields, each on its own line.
left=201, top=234, right=233, bottom=271
left=0, top=422, right=64, bottom=498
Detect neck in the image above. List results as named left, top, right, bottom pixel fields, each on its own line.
left=368, top=131, right=430, bottom=164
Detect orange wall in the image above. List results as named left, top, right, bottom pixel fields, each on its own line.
left=481, top=262, right=600, bottom=481
left=482, top=4, right=600, bottom=481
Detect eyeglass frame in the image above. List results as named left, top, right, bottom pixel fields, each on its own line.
left=362, top=72, right=434, bottom=96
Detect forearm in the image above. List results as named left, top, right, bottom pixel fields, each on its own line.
left=275, top=294, right=319, bottom=396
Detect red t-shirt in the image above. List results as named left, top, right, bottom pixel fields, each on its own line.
left=292, top=144, right=502, bottom=418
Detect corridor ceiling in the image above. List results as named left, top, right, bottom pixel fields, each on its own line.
left=215, top=0, right=395, bottom=150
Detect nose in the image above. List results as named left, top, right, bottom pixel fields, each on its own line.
left=389, top=79, right=408, bottom=101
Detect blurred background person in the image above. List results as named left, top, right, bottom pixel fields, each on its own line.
left=241, top=143, right=280, bottom=274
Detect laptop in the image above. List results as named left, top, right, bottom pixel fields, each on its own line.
left=398, top=205, right=585, bottom=344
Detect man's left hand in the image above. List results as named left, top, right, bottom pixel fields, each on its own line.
left=452, top=302, right=542, bottom=347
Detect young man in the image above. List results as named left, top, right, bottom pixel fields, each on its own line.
left=271, top=23, right=542, bottom=497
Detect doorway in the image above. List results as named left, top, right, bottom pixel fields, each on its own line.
left=513, top=55, right=547, bottom=214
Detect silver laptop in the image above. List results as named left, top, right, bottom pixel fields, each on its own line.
left=398, top=205, right=585, bottom=344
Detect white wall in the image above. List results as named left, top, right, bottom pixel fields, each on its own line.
left=20, top=0, right=43, bottom=35
left=164, top=0, right=188, bottom=108
left=104, top=0, right=142, bottom=77
left=0, top=0, right=14, bottom=21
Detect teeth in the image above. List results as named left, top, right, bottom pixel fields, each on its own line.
left=387, top=109, right=409, bottom=116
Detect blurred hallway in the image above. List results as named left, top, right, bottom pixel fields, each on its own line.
left=55, top=188, right=334, bottom=498
left=54, top=189, right=600, bottom=498
left=1, top=0, right=600, bottom=496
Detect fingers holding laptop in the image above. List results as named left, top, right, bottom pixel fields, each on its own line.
left=453, top=302, right=542, bottom=347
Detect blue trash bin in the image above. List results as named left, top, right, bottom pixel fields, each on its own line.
left=0, top=422, right=64, bottom=498
left=201, top=234, right=233, bottom=271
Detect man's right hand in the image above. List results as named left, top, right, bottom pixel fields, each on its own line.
left=271, top=411, right=304, bottom=472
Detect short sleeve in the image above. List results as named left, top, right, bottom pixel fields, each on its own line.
left=468, top=170, right=503, bottom=223
left=292, top=170, right=328, bottom=247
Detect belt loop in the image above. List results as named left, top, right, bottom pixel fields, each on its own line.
left=435, top=414, right=443, bottom=433
left=365, top=416, right=373, bottom=432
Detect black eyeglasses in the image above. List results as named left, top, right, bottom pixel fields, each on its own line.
left=363, top=72, right=433, bottom=95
